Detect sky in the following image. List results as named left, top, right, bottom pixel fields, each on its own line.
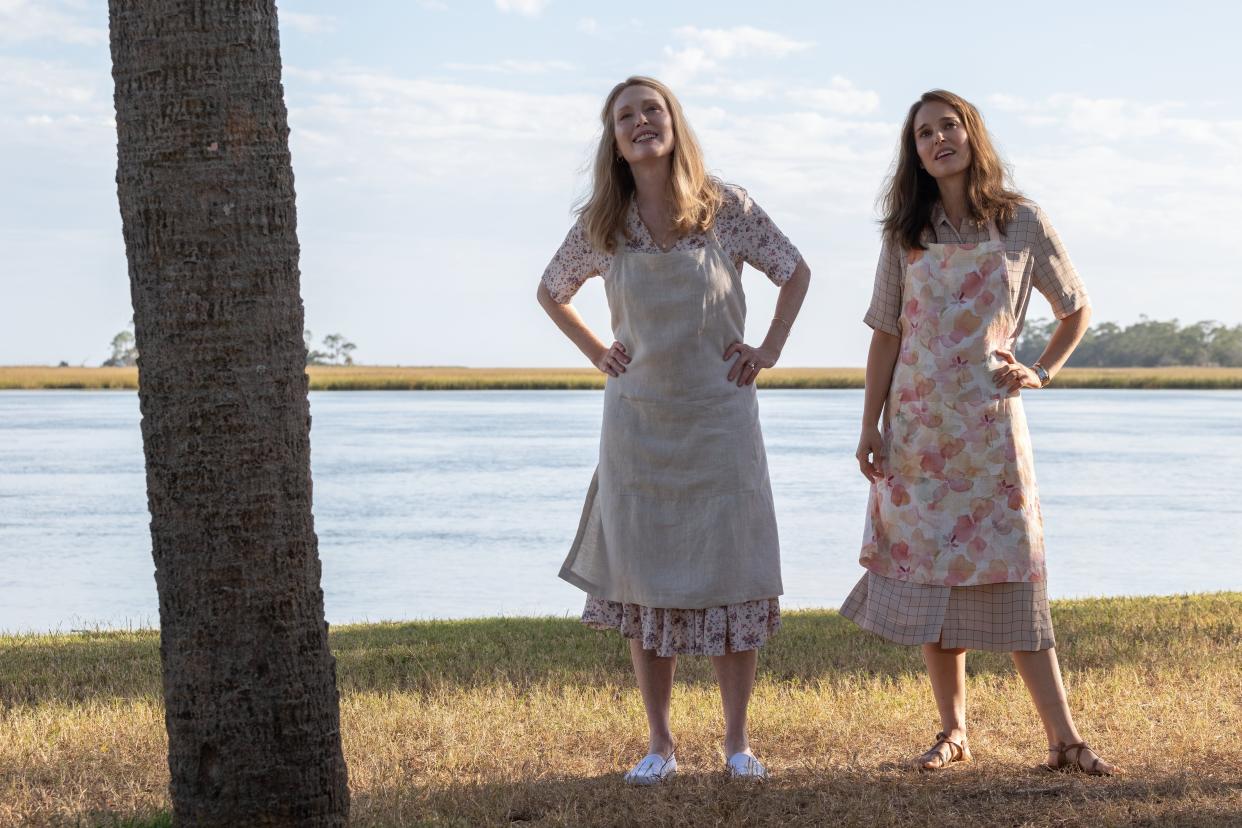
left=2, top=0, right=1240, bottom=367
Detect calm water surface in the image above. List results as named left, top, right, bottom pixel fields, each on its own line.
left=0, top=389, right=1239, bottom=632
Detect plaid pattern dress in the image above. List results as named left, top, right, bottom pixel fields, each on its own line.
left=840, top=573, right=1054, bottom=651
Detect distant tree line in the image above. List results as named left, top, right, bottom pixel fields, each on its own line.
left=100, top=324, right=358, bottom=367
left=103, top=327, right=139, bottom=367
left=1016, top=318, right=1242, bottom=367
left=304, top=330, right=356, bottom=366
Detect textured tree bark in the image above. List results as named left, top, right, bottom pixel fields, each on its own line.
left=109, top=2, right=349, bottom=824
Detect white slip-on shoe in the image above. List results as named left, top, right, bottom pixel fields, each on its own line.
left=725, top=751, right=767, bottom=781
left=623, top=751, right=677, bottom=786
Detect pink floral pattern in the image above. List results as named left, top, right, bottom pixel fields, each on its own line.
left=860, top=237, right=1046, bottom=587
left=581, top=596, right=781, bottom=658
left=541, top=184, right=801, bottom=303
left=864, top=201, right=1090, bottom=338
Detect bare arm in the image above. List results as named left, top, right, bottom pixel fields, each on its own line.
left=993, top=306, right=1092, bottom=392
left=536, top=281, right=630, bottom=377
left=1036, top=305, right=1092, bottom=376
left=855, top=328, right=901, bottom=481
left=724, top=257, right=811, bottom=386
left=767, top=258, right=812, bottom=354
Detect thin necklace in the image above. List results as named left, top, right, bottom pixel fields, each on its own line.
left=638, top=206, right=676, bottom=252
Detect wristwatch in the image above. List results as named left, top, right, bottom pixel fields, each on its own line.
left=1032, top=362, right=1051, bottom=388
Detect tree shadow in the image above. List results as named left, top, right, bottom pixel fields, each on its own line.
left=39, top=810, right=170, bottom=828
left=349, top=767, right=1242, bottom=827
left=36, top=771, right=1242, bottom=828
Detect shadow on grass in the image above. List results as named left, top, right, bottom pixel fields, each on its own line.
left=45, top=812, right=171, bottom=828
left=39, top=772, right=1242, bottom=828
left=4, top=593, right=1239, bottom=705
left=355, top=767, right=1242, bottom=828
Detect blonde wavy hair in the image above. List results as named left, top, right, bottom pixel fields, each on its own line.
left=577, top=76, right=723, bottom=254
left=881, top=89, right=1024, bottom=250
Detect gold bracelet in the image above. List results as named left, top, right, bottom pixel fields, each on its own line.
left=771, top=316, right=792, bottom=331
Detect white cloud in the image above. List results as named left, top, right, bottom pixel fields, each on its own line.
left=0, top=56, right=110, bottom=131
left=979, top=94, right=1242, bottom=245
left=693, top=106, right=897, bottom=208
left=685, top=79, right=776, bottom=102
left=444, top=59, right=573, bottom=75
left=284, top=65, right=599, bottom=192
left=280, top=59, right=895, bottom=226
left=0, top=0, right=105, bottom=45
left=789, top=76, right=880, bottom=115
left=661, top=46, right=715, bottom=85
left=418, top=0, right=449, bottom=9
left=495, top=0, right=550, bottom=17
left=577, top=17, right=599, bottom=34
left=660, top=25, right=812, bottom=87
left=986, top=93, right=1242, bottom=149
left=279, top=11, right=337, bottom=34
left=673, top=25, right=812, bottom=59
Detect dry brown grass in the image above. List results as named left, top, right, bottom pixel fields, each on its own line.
left=6, top=364, right=1242, bottom=391
left=0, top=366, right=142, bottom=390
left=1051, top=366, right=1242, bottom=389
left=2, top=594, right=1240, bottom=826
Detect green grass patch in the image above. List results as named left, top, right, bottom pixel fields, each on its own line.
left=3, top=594, right=1241, bottom=825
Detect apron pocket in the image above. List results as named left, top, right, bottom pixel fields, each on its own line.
left=605, top=391, right=765, bottom=500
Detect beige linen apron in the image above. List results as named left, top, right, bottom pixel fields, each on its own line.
left=860, top=222, right=1046, bottom=586
left=559, top=230, right=783, bottom=609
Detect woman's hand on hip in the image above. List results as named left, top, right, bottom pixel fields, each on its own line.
left=856, top=424, right=885, bottom=483
left=594, top=341, right=630, bottom=377
left=724, top=342, right=776, bottom=387
left=992, top=348, right=1040, bottom=393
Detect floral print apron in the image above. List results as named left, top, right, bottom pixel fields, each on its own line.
left=860, top=222, right=1045, bottom=586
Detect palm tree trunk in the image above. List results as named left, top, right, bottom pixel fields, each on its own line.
left=109, top=2, right=349, bottom=823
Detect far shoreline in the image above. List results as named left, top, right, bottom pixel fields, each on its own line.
left=2, top=365, right=1242, bottom=390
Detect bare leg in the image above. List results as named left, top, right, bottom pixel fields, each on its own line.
left=629, top=639, right=676, bottom=757
left=917, top=642, right=971, bottom=768
left=1011, top=647, right=1118, bottom=773
left=711, top=647, right=757, bottom=757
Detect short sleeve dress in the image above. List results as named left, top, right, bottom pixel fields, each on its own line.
left=543, top=184, right=802, bottom=657
left=841, top=200, right=1089, bottom=652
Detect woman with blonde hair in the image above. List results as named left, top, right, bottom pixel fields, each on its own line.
left=538, top=76, right=811, bottom=783
left=844, top=89, right=1118, bottom=775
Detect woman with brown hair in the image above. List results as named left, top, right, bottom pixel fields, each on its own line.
left=844, top=89, right=1119, bottom=775
left=537, top=76, right=810, bottom=783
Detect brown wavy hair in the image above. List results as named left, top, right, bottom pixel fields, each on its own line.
left=881, top=89, right=1024, bottom=250
left=577, top=76, right=723, bottom=254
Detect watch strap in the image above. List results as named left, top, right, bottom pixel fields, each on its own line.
left=1032, top=362, right=1051, bottom=387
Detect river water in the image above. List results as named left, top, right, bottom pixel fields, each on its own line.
left=0, top=389, right=1238, bottom=632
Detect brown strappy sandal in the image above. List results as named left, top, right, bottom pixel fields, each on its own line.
left=1043, top=741, right=1115, bottom=776
left=915, top=731, right=972, bottom=771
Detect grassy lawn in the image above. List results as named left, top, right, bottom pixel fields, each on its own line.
left=4, top=364, right=1242, bottom=390
left=2, top=593, right=1240, bottom=826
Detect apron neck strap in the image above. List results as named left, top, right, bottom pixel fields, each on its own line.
left=704, top=225, right=724, bottom=252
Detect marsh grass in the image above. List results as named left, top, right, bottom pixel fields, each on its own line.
left=5, top=364, right=1242, bottom=390
left=0, top=367, right=142, bottom=390
left=2, top=594, right=1241, bottom=826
